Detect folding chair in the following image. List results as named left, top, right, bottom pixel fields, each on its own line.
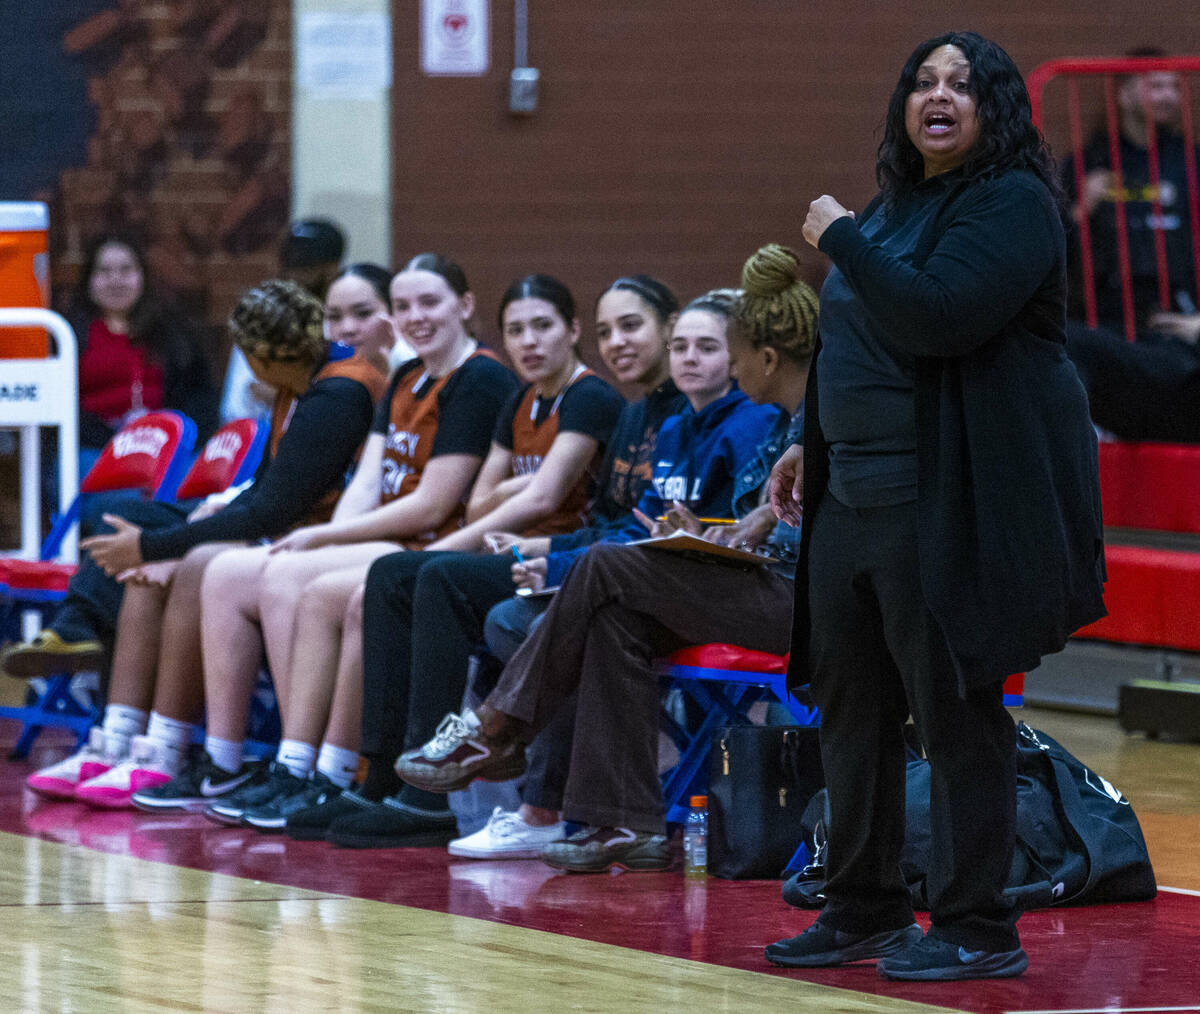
left=1, top=411, right=196, bottom=758
left=658, top=644, right=1026, bottom=824
left=658, top=643, right=818, bottom=824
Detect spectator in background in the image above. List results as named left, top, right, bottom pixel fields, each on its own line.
left=1059, top=49, right=1200, bottom=443
left=1061, top=47, right=1199, bottom=329
left=279, top=218, right=346, bottom=300
left=70, top=232, right=220, bottom=460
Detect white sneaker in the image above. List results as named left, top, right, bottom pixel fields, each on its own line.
left=75, top=735, right=176, bottom=810
left=448, top=807, right=566, bottom=859
left=26, top=728, right=129, bottom=801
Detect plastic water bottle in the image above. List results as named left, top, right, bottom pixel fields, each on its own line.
left=683, top=794, right=708, bottom=877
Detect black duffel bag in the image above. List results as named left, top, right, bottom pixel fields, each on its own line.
left=783, top=722, right=1156, bottom=909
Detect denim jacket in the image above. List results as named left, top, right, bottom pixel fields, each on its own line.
left=733, top=405, right=804, bottom=571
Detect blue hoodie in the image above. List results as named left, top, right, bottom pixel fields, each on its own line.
left=544, top=386, right=781, bottom=586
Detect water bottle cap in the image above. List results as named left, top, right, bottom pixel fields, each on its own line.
left=690, top=795, right=707, bottom=807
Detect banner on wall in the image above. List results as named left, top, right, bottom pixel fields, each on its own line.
left=421, top=0, right=489, bottom=76
left=298, top=12, right=392, bottom=100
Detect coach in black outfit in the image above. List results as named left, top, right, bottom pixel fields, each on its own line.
left=765, top=32, right=1106, bottom=981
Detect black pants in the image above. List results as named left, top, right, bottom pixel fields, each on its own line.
left=806, top=494, right=1019, bottom=952
left=49, top=498, right=193, bottom=646
left=360, top=551, right=519, bottom=764
left=1066, top=319, right=1200, bottom=442
left=482, top=595, right=572, bottom=812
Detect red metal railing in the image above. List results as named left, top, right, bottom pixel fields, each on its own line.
left=1027, top=56, right=1200, bottom=339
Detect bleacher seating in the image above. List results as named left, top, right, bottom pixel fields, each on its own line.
left=1098, top=441, right=1200, bottom=534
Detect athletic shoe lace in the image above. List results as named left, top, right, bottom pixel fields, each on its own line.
left=425, top=712, right=473, bottom=758
left=484, top=807, right=526, bottom=838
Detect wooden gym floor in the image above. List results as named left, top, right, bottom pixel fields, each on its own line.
left=2, top=707, right=1198, bottom=1014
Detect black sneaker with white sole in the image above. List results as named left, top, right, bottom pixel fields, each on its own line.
left=243, top=772, right=343, bottom=832
left=325, top=796, right=458, bottom=848
left=285, top=787, right=372, bottom=840
left=203, top=761, right=307, bottom=827
left=131, top=746, right=267, bottom=813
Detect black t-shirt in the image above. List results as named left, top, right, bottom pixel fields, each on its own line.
left=493, top=374, right=624, bottom=449
left=374, top=355, right=520, bottom=458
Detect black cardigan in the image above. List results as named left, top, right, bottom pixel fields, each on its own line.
left=789, top=168, right=1107, bottom=692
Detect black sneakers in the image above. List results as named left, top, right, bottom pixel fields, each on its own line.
left=243, top=772, right=343, bottom=832
left=285, top=788, right=373, bottom=840
left=204, top=761, right=307, bottom=826
left=131, top=746, right=267, bottom=813
left=325, top=796, right=458, bottom=849
left=877, top=935, right=1029, bottom=980
left=765, top=921, right=924, bottom=968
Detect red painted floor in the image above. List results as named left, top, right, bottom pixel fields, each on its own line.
left=5, top=725, right=1199, bottom=1013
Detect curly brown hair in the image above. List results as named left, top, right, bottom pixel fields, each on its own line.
left=229, top=279, right=326, bottom=363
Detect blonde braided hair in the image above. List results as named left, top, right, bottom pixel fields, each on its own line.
left=229, top=279, right=326, bottom=364
left=734, top=244, right=818, bottom=364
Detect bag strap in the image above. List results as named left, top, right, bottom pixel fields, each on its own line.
left=1044, top=749, right=1106, bottom=901
left=1003, top=747, right=1105, bottom=908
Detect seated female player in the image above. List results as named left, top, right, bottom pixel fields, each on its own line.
left=312, top=282, right=781, bottom=850
left=270, top=275, right=685, bottom=843
left=396, top=244, right=818, bottom=874
left=123, top=254, right=520, bottom=815
left=27, top=274, right=391, bottom=804
left=135, top=272, right=621, bottom=825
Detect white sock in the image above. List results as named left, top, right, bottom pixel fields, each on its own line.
left=204, top=735, right=243, bottom=775
left=316, top=743, right=359, bottom=789
left=146, top=711, right=197, bottom=769
left=276, top=739, right=316, bottom=779
left=101, top=703, right=147, bottom=740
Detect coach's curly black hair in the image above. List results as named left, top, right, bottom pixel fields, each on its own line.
left=876, top=31, right=1060, bottom=205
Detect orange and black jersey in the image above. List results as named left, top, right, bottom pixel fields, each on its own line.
left=139, top=347, right=387, bottom=562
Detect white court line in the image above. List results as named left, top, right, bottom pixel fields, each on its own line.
left=1159, top=885, right=1200, bottom=897
left=1007, top=1008, right=1200, bottom=1013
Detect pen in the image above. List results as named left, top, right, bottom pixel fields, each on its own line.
left=653, top=516, right=737, bottom=525
left=511, top=544, right=526, bottom=565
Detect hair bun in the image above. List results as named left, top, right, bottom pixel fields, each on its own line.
left=741, top=244, right=800, bottom=298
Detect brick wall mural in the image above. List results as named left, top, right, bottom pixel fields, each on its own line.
left=9, top=1, right=292, bottom=345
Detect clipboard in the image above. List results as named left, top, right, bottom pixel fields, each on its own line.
left=516, top=585, right=560, bottom=598
left=627, top=531, right=775, bottom=566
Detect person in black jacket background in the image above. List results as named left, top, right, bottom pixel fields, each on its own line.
left=765, top=32, right=1105, bottom=981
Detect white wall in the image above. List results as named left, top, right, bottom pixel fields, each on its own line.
left=292, top=0, right=393, bottom=267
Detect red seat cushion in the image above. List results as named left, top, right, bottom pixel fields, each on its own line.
left=1099, top=441, right=1200, bottom=533
left=667, top=643, right=788, bottom=673
left=1076, top=544, right=1200, bottom=651
left=0, top=559, right=76, bottom=593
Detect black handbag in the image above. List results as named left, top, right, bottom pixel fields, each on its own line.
left=706, top=724, right=824, bottom=879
